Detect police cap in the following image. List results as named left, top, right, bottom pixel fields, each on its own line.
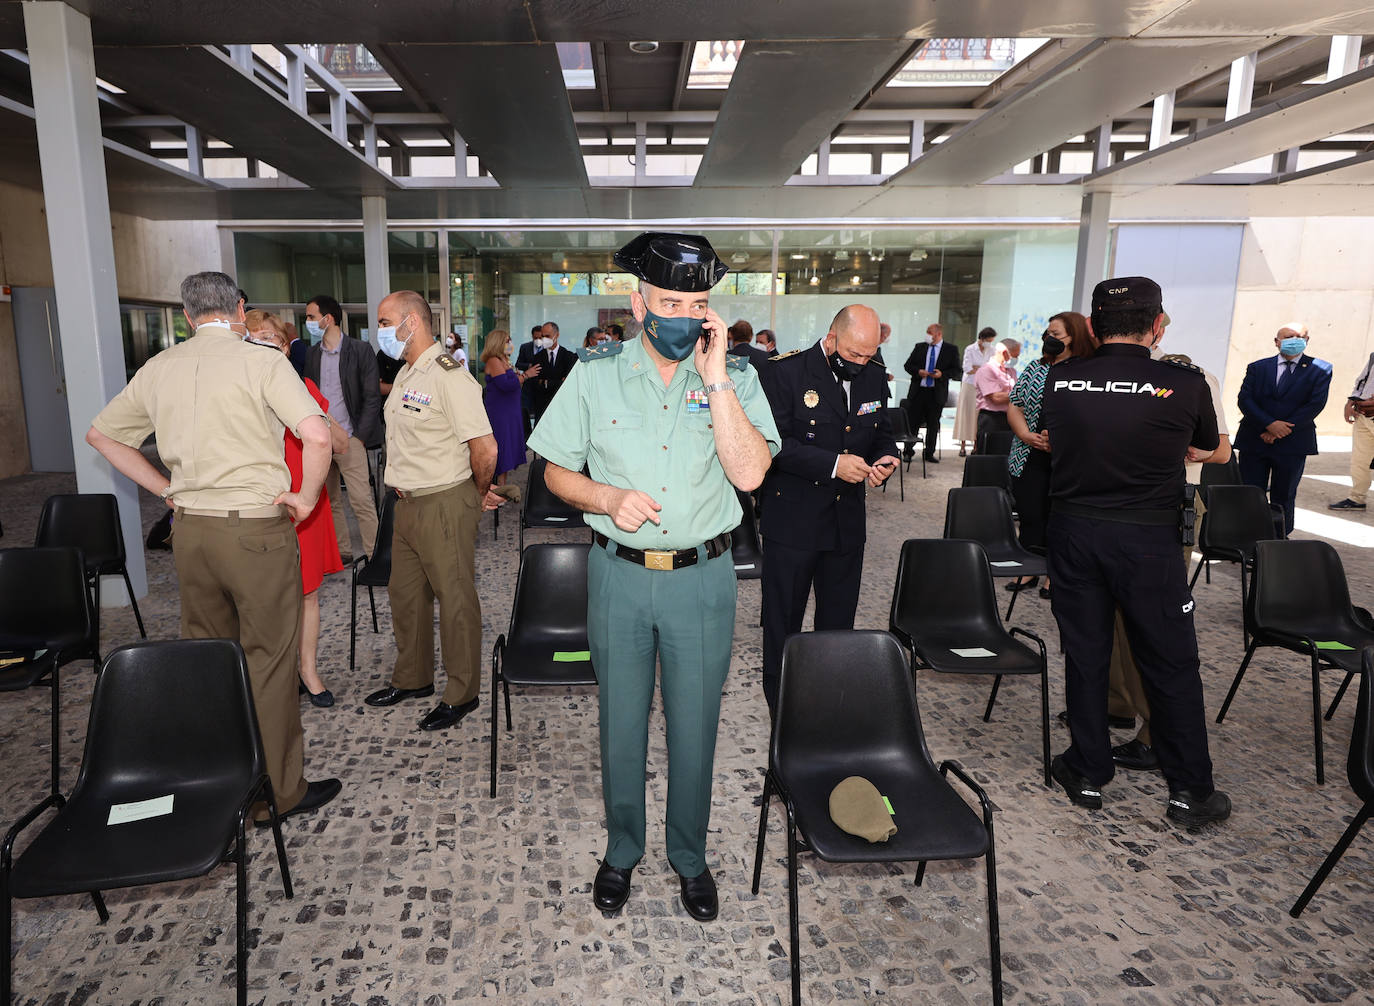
left=1092, top=276, right=1171, bottom=327
left=613, top=232, right=729, bottom=293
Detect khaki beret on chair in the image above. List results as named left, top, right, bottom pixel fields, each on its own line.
left=828, top=776, right=896, bottom=843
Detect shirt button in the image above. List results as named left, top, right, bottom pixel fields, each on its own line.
left=663, top=405, right=668, bottom=410
left=662, top=487, right=668, bottom=492
left=611, top=419, right=617, bottom=424
left=662, top=529, right=668, bottom=535
left=809, top=420, right=816, bottom=426
left=662, top=445, right=668, bottom=450
left=845, top=425, right=851, bottom=432
left=707, top=423, right=713, bottom=429
left=835, top=494, right=841, bottom=500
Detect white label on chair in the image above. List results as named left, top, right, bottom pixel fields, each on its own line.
left=107, top=794, right=174, bottom=825
left=949, top=647, right=997, bottom=658
left=734, top=563, right=756, bottom=571
left=989, top=561, right=1021, bottom=568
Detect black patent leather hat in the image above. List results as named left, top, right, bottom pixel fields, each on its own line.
left=612, top=232, right=729, bottom=292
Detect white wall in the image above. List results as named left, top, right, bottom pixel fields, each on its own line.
left=975, top=229, right=1077, bottom=358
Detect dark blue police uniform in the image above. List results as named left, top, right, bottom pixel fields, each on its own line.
left=757, top=343, right=898, bottom=714
left=1042, top=343, right=1220, bottom=799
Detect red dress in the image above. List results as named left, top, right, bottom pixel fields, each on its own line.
left=286, top=379, right=345, bottom=594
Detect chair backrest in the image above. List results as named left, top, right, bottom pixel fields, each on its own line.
left=34, top=493, right=125, bottom=570
left=1197, top=454, right=1242, bottom=506
left=730, top=489, right=763, bottom=577
left=1350, top=649, right=1374, bottom=803
left=71, top=639, right=263, bottom=799
left=1198, top=484, right=1276, bottom=557
left=0, top=547, right=92, bottom=652
left=883, top=406, right=914, bottom=440
left=976, top=430, right=1014, bottom=456
left=773, top=630, right=931, bottom=773
left=523, top=457, right=587, bottom=527
left=890, top=538, right=1005, bottom=642
left=357, top=491, right=397, bottom=586
left=943, top=486, right=1019, bottom=553
left=961, top=454, right=1011, bottom=491
left=507, top=542, right=591, bottom=646
left=1249, top=540, right=1353, bottom=637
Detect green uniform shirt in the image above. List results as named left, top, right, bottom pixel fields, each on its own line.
left=529, top=336, right=780, bottom=550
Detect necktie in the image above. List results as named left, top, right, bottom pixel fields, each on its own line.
left=1278, top=360, right=1293, bottom=387
left=924, top=344, right=937, bottom=388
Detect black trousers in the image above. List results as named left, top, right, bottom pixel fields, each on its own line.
left=761, top=538, right=864, bottom=716
left=906, top=387, right=944, bottom=458
left=1010, top=448, right=1051, bottom=552
left=1047, top=513, right=1215, bottom=794
left=1237, top=449, right=1304, bottom=536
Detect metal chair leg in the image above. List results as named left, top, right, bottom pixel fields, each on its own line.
left=235, top=828, right=248, bottom=1006
left=262, top=779, right=293, bottom=899
left=1290, top=804, right=1371, bottom=917
left=1311, top=654, right=1325, bottom=785
left=984, top=824, right=1004, bottom=1006
left=914, top=861, right=927, bottom=886
left=1004, top=587, right=1018, bottom=623
left=368, top=585, right=378, bottom=633
left=503, top=678, right=514, bottom=731
left=751, top=772, right=773, bottom=894
left=1325, top=670, right=1355, bottom=721
left=49, top=663, right=60, bottom=797
left=1040, top=661, right=1052, bottom=787
left=1189, top=558, right=1204, bottom=589
left=89, top=890, right=108, bottom=921
left=490, top=651, right=500, bottom=798
left=1217, top=640, right=1258, bottom=723
left=349, top=576, right=358, bottom=671
left=786, top=804, right=802, bottom=1006
left=120, top=568, right=147, bottom=638
left=982, top=675, right=1002, bottom=722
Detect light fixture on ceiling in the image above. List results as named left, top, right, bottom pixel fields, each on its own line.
left=730, top=251, right=750, bottom=264
left=850, top=275, right=861, bottom=286
left=809, top=275, right=820, bottom=287
left=629, top=41, right=659, bottom=54
left=790, top=253, right=806, bottom=260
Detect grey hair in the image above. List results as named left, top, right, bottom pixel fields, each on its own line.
left=180, top=271, right=242, bottom=320
left=998, top=338, right=1020, bottom=353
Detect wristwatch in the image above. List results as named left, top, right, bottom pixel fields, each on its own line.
left=702, top=379, right=736, bottom=395
left=159, top=485, right=174, bottom=500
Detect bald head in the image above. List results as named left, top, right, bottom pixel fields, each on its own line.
left=379, top=290, right=434, bottom=363
left=826, top=304, right=881, bottom=365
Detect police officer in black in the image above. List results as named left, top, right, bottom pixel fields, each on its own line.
left=757, top=304, right=900, bottom=717
left=1041, top=277, right=1231, bottom=827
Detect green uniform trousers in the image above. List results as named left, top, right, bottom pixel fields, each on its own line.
left=388, top=481, right=482, bottom=705
left=172, top=510, right=309, bottom=811
left=587, top=540, right=736, bottom=876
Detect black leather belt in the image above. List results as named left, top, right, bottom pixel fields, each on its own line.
left=1053, top=501, right=1178, bottom=526
left=593, top=531, right=731, bottom=571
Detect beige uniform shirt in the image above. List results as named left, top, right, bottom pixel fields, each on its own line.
left=92, top=324, right=324, bottom=509
left=1185, top=368, right=1230, bottom=484
left=383, top=341, right=493, bottom=491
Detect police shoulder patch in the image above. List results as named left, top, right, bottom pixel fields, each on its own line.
left=436, top=352, right=460, bottom=371
left=1160, top=355, right=1201, bottom=374
left=771, top=349, right=801, bottom=361
left=726, top=354, right=749, bottom=373
left=576, top=341, right=624, bottom=363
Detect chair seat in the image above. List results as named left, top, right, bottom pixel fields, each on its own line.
left=353, top=559, right=390, bottom=589
left=1256, top=626, right=1374, bottom=672
left=10, top=780, right=252, bottom=898
left=500, top=641, right=597, bottom=687
left=979, top=551, right=1047, bottom=577
left=781, top=765, right=988, bottom=864
left=909, top=632, right=1040, bottom=677
left=0, top=651, right=55, bottom=691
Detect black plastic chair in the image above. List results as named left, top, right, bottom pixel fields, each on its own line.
left=731, top=489, right=763, bottom=580
left=1, top=639, right=293, bottom=1006
left=1189, top=484, right=1277, bottom=637
left=1217, top=540, right=1374, bottom=785
left=882, top=406, right=924, bottom=499
left=520, top=457, right=589, bottom=555
left=961, top=454, right=1012, bottom=494
left=890, top=539, right=1050, bottom=785
left=942, top=487, right=1047, bottom=622
left=35, top=493, right=146, bottom=660
left=0, top=547, right=93, bottom=796
left=1291, top=647, right=1374, bottom=916
left=751, top=631, right=1001, bottom=1006
left=490, top=543, right=597, bottom=797
left=976, top=430, right=1014, bottom=456
left=1196, top=453, right=1242, bottom=507
left=350, top=491, right=397, bottom=671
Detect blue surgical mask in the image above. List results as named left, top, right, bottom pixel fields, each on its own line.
left=642, top=309, right=702, bottom=362
left=377, top=317, right=412, bottom=360
left=305, top=319, right=324, bottom=343
left=1279, top=336, right=1306, bottom=358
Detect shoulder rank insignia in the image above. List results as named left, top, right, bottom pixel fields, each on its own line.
left=726, top=354, right=749, bottom=373
left=436, top=353, right=460, bottom=371
left=577, top=341, right=624, bottom=363
left=1159, top=354, right=1201, bottom=374
left=771, top=349, right=801, bottom=361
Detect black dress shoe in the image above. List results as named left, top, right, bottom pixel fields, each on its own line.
left=677, top=867, right=719, bottom=921
left=1112, top=738, right=1159, bottom=770
left=308, top=688, right=335, bottom=708
left=1051, top=755, right=1103, bottom=810
left=1166, top=788, right=1231, bottom=827
left=364, top=684, right=435, bottom=707
left=256, top=778, right=342, bottom=828
left=1057, top=709, right=1135, bottom=730
left=924, top=455, right=939, bottom=464
left=418, top=695, right=479, bottom=731
left=1004, top=576, right=1039, bottom=593
left=593, top=861, right=633, bottom=913
left=1328, top=498, right=1366, bottom=510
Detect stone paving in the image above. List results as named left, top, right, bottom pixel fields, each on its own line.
left=1, top=446, right=1372, bottom=1005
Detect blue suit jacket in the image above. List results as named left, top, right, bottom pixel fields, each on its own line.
left=1234, top=353, right=1332, bottom=456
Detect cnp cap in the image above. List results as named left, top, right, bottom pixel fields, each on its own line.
left=613, top=232, right=729, bottom=293
left=1092, top=276, right=1171, bottom=327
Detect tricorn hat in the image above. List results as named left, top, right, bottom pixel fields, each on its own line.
left=613, top=232, right=729, bottom=293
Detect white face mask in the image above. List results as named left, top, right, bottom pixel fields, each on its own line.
left=305, top=319, right=325, bottom=343
left=377, top=317, right=412, bottom=360
left=536, top=336, right=553, bottom=350
left=444, top=337, right=457, bottom=350
left=198, top=318, right=247, bottom=337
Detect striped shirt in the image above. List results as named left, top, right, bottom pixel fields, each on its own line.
left=1007, top=359, right=1050, bottom=477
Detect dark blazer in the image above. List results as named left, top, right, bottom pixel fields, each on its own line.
left=529, top=344, right=577, bottom=412
left=758, top=345, right=899, bottom=552
left=306, top=335, right=383, bottom=449
left=903, top=340, right=961, bottom=402
left=288, top=338, right=309, bottom=377
left=728, top=342, right=770, bottom=368
left=1234, top=353, right=1332, bottom=457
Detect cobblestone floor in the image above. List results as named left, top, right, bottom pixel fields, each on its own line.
left=1, top=446, right=1371, bottom=1005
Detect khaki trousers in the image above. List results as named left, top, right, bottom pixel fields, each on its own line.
left=387, top=481, right=482, bottom=705
left=172, top=511, right=309, bottom=811
left=327, top=436, right=380, bottom=557
left=1108, top=499, right=1204, bottom=746
left=1350, top=414, right=1374, bottom=504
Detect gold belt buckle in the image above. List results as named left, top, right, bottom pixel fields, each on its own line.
left=642, top=549, right=674, bottom=571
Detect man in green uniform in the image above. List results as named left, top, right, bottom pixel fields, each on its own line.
left=530, top=232, right=780, bottom=921
left=363, top=290, right=502, bottom=732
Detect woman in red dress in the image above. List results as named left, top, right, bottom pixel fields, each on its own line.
left=246, top=310, right=346, bottom=706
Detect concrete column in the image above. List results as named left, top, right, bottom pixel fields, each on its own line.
left=1327, top=36, right=1363, bottom=81
left=1226, top=53, right=1256, bottom=120
left=1071, top=190, right=1112, bottom=315
left=23, top=1, right=147, bottom=606
left=362, top=195, right=389, bottom=349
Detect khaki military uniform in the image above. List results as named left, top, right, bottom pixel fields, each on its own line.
left=382, top=341, right=493, bottom=704
left=91, top=323, right=324, bottom=812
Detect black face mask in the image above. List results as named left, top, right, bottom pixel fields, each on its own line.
left=829, top=350, right=865, bottom=382
left=1043, top=335, right=1066, bottom=358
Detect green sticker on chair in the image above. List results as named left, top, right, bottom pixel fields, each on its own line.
left=1315, top=640, right=1354, bottom=651
left=553, top=650, right=591, bottom=662
left=882, top=796, right=895, bottom=816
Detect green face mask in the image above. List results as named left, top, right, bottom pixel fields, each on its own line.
left=642, top=309, right=703, bottom=361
